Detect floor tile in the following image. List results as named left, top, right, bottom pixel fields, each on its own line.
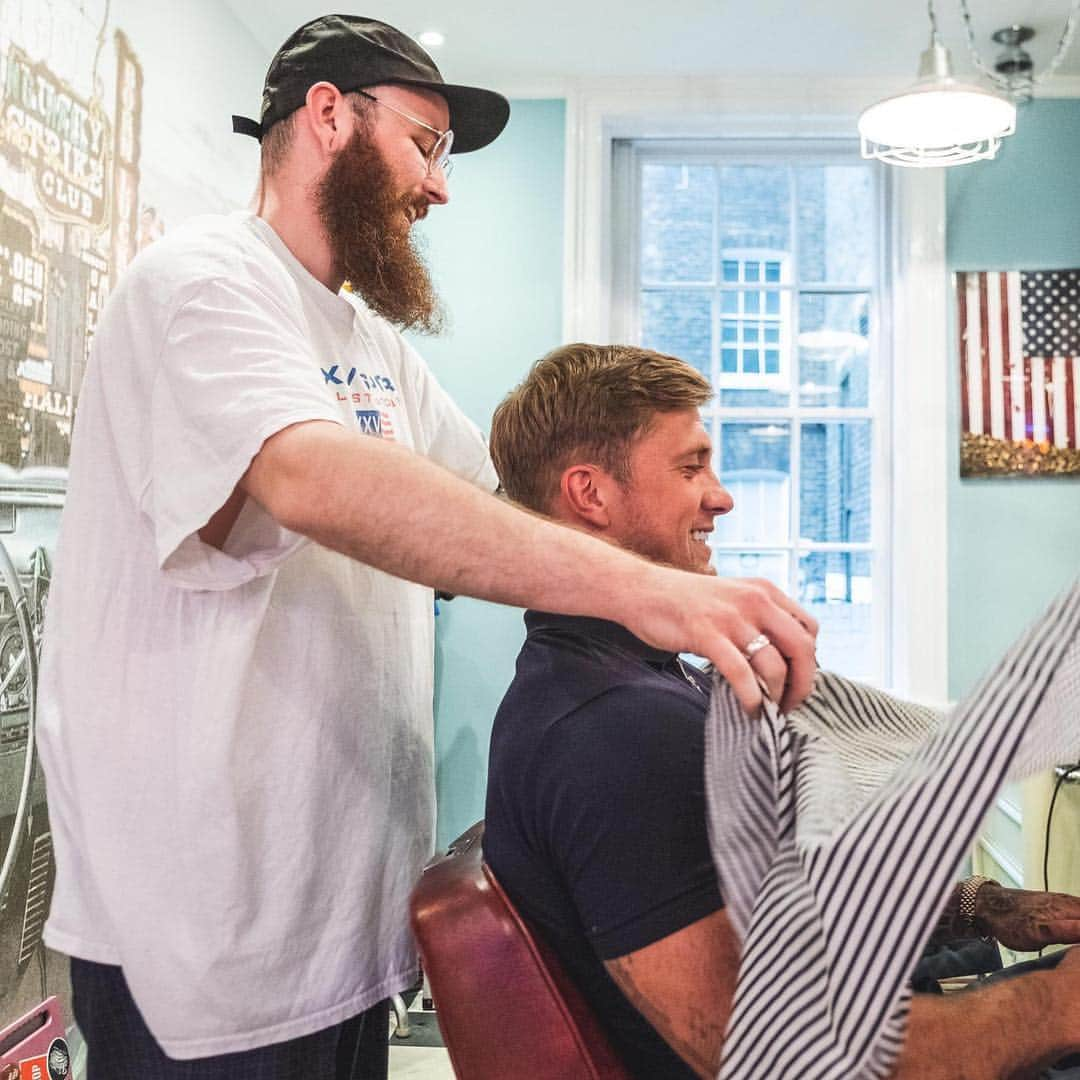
left=389, top=1044, right=454, bottom=1079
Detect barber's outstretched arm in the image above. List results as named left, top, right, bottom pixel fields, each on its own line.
left=604, top=913, right=1080, bottom=1080
left=240, top=420, right=818, bottom=713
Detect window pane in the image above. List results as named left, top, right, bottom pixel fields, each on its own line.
left=641, top=290, right=712, bottom=377
left=714, top=550, right=789, bottom=593
left=799, top=293, right=871, bottom=407
left=717, top=421, right=790, bottom=544
left=718, top=166, right=792, bottom=273
left=641, top=164, right=716, bottom=283
left=799, top=550, right=875, bottom=680
left=799, top=421, right=872, bottom=543
left=797, top=165, right=875, bottom=285
left=629, top=147, right=882, bottom=687
left=715, top=288, right=792, bottom=404
left=718, top=386, right=791, bottom=407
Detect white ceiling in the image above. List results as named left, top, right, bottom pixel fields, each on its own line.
left=220, top=0, right=1080, bottom=91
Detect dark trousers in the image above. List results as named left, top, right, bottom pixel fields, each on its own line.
left=70, top=957, right=390, bottom=1080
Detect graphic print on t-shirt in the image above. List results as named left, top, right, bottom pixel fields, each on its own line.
left=321, top=364, right=401, bottom=441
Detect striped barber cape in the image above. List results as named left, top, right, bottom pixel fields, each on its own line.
left=706, top=582, right=1080, bottom=1079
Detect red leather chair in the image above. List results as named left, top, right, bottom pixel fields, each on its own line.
left=410, top=821, right=633, bottom=1079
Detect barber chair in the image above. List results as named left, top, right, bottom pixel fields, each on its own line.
left=410, top=821, right=633, bottom=1079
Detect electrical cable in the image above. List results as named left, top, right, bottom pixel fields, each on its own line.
left=1043, top=763, right=1080, bottom=893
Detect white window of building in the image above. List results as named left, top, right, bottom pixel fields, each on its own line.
left=612, top=140, right=890, bottom=685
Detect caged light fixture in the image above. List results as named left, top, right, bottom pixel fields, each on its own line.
left=858, top=0, right=1016, bottom=168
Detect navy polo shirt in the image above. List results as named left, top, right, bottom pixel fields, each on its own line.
left=483, top=612, right=724, bottom=1080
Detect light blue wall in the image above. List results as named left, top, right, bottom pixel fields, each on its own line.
left=946, top=99, right=1080, bottom=698
left=414, top=97, right=1080, bottom=839
left=406, top=99, right=566, bottom=848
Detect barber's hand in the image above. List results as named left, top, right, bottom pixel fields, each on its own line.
left=625, top=568, right=818, bottom=715
left=976, top=883, right=1080, bottom=951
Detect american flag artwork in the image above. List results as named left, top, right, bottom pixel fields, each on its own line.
left=956, top=269, right=1080, bottom=476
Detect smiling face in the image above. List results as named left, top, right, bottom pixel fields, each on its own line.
left=363, top=84, right=451, bottom=224
left=605, top=408, right=734, bottom=575
left=314, top=84, right=450, bottom=332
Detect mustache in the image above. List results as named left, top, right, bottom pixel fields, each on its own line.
left=315, top=131, right=443, bottom=334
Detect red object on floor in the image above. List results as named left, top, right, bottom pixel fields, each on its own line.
left=411, top=821, right=632, bottom=1080
left=0, top=996, right=70, bottom=1079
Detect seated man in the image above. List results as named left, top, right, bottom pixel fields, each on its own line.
left=483, top=342, right=1080, bottom=1080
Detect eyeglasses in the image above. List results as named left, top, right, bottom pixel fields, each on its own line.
left=357, top=90, right=454, bottom=179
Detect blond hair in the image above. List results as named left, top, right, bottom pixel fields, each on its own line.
left=490, top=343, right=712, bottom=513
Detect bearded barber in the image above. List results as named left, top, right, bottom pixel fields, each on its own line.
left=36, top=14, right=818, bottom=1079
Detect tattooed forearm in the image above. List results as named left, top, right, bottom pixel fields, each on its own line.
left=977, top=885, right=1080, bottom=951
left=928, top=881, right=1080, bottom=951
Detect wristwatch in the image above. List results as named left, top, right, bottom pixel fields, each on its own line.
left=958, top=874, right=998, bottom=940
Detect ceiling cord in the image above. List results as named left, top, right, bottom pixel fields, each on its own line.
left=959, top=0, right=1080, bottom=93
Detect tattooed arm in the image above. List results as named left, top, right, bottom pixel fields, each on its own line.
left=931, top=881, right=1080, bottom=950
left=604, top=908, right=740, bottom=1080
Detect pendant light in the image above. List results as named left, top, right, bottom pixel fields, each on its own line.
left=858, top=1, right=1016, bottom=168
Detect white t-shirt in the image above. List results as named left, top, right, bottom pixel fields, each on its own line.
left=36, top=212, right=497, bottom=1059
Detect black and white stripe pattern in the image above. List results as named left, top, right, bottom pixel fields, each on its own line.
left=706, top=582, right=1080, bottom=1079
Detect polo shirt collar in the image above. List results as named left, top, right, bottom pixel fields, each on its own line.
left=524, top=611, right=677, bottom=667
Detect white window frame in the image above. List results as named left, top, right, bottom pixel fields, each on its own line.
left=613, top=137, right=889, bottom=685
left=560, top=80, right=948, bottom=701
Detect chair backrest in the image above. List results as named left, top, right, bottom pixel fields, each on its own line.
left=410, top=821, right=633, bottom=1080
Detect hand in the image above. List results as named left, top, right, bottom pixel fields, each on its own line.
left=625, top=569, right=818, bottom=715
left=976, top=883, right=1080, bottom=951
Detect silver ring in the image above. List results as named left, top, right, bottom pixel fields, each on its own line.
left=743, top=633, right=770, bottom=660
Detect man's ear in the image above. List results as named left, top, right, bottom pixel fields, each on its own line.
left=560, top=464, right=614, bottom=530
left=302, top=82, right=351, bottom=153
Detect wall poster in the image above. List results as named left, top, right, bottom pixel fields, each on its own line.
left=0, top=16, right=144, bottom=469
left=0, top=0, right=144, bottom=1047
left=957, top=270, right=1080, bottom=477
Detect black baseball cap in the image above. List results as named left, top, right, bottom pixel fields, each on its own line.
left=232, top=14, right=510, bottom=153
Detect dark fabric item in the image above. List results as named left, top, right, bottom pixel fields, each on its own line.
left=71, top=957, right=389, bottom=1080
left=976, top=948, right=1064, bottom=983
left=232, top=15, right=509, bottom=151
left=483, top=611, right=724, bottom=1080
left=913, top=936, right=1003, bottom=984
